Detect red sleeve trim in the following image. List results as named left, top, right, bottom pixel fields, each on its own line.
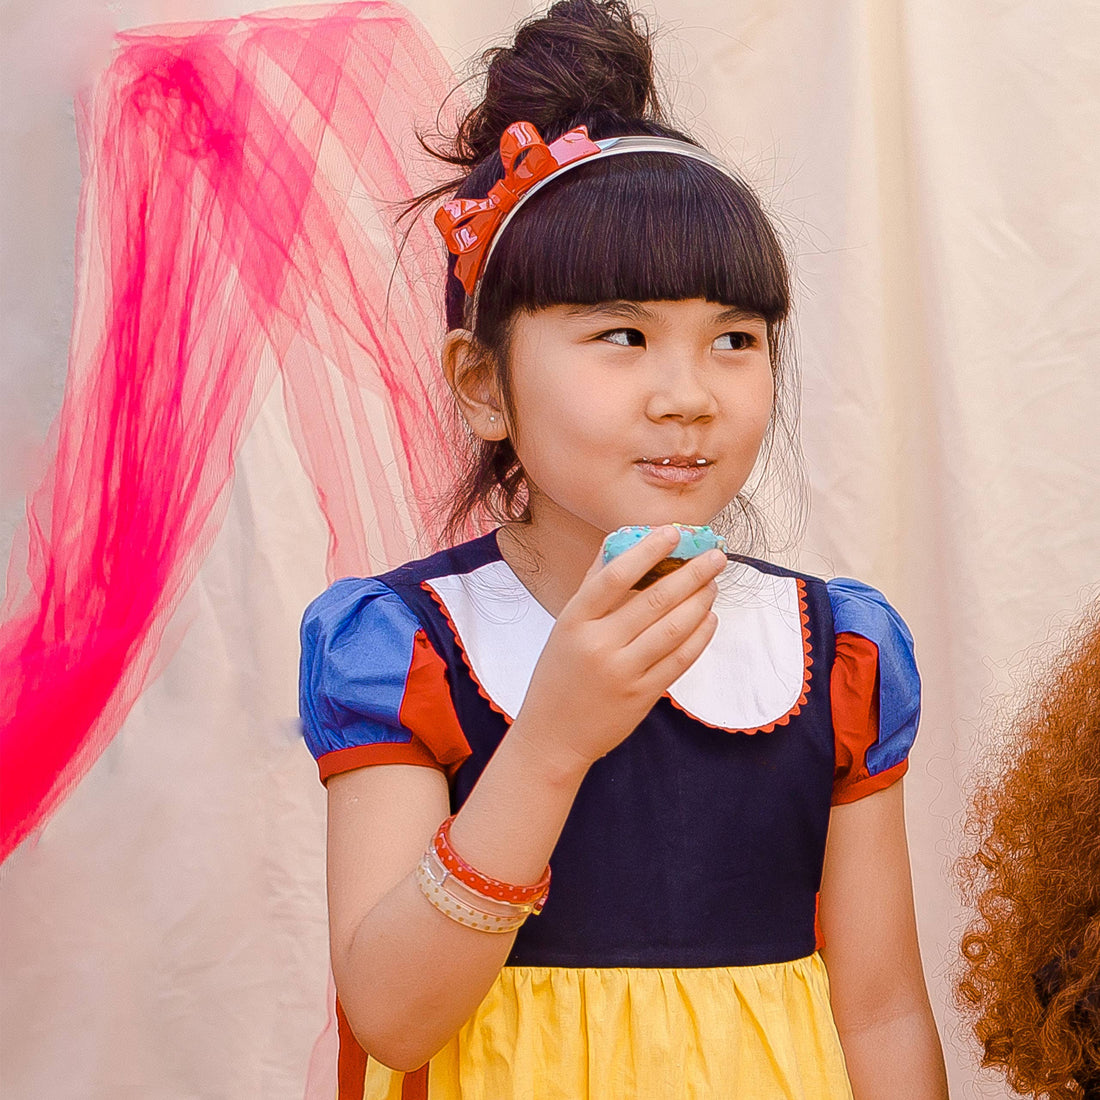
left=831, top=758, right=908, bottom=805
left=317, top=739, right=445, bottom=783
left=317, top=629, right=471, bottom=784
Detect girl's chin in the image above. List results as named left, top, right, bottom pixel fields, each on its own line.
left=523, top=489, right=727, bottom=537
left=612, top=499, right=728, bottom=530
left=598, top=509, right=724, bottom=534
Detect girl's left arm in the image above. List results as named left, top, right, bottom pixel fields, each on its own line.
left=819, top=780, right=949, bottom=1099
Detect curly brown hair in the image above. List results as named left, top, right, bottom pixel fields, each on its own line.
left=956, top=598, right=1100, bottom=1098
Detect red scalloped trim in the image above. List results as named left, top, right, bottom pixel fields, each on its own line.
left=422, top=580, right=516, bottom=724
left=664, top=577, right=813, bottom=736
left=425, top=575, right=813, bottom=738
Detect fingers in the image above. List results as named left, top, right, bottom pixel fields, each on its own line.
left=571, top=527, right=682, bottom=618
left=638, top=605, right=720, bottom=692
left=618, top=548, right=728, bottom=641
left=627, top=576, right=720, bottom=672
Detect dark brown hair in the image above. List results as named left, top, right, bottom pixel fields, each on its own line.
left=956, top=599, right=1100, bottom=1098
left=418, top=0, right=796, bottom=543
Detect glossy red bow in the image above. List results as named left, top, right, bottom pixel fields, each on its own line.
left=435, top=121, right=602, bottom=296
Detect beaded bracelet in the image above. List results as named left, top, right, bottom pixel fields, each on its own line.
left=415, top=850, right=530, bottom=934
left=432, top=815, right=551, bottom=913
left=422, top=847, right=540, bottom=916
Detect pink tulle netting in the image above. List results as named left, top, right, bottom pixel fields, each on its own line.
left=0, top=1, right=466, bottom=860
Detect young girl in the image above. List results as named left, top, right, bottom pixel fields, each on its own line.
left=299, top=2, right=948, bottom=1096
left=957, top=600, right=1100, bottom=1098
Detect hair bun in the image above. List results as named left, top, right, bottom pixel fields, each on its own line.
left=457, top=0, right=663, bottom=166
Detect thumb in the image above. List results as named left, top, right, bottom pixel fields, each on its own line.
left=584, top=543, right=609, bottom=579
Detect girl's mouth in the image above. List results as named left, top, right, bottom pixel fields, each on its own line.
left=635, top=455, right=713, bottom=484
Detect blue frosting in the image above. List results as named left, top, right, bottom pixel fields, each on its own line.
left=602, top=524, right=728, bottom=564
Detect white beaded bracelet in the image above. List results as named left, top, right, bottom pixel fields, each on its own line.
left=415, top=849, right=532, bottom=934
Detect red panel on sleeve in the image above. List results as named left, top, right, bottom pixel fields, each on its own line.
left=318, top=630, right=471, bottom=784
left=831, top=631, right=908, bottom=805
left=399, top=630, right=472, bottom=773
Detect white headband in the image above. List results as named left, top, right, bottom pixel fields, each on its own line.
left=434, top=123, right=744, bottom=322
left=476, top=134, right=741, bottom=295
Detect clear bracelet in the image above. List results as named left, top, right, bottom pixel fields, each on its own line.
left=416, top=850, right=530, bottom=934
left=423, top=848, right=541, bottom=916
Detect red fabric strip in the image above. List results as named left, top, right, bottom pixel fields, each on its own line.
left=335, top=997, right=368, bottom=1100
left=831, top=757, right=909, bottom=806
left=398, top=629, right=472, bottom=772
left=401, top=1064, right=429, bottom=1100
left=317, top=740, right=447, bottom=783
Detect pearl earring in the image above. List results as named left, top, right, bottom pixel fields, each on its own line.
left=489, top=415, right=497, bottom=422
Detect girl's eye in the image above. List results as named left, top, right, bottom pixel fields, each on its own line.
left=713, top=331, right=756, bottom=351
left=599, top=328, right=646, bottom=348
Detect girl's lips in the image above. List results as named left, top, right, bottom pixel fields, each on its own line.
left=635, top=460, right=711, bottom=484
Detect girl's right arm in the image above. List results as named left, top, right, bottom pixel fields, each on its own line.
left=326, top=528, right=726, bottom=1071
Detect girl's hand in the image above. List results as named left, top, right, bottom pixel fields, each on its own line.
left=512, top=527, right=726, bottom=772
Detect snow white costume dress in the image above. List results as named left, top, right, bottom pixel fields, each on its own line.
left=300, top=530, right=919, bottom=1099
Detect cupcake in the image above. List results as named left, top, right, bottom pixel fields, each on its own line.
left=602, top=524, right=729, bottom=590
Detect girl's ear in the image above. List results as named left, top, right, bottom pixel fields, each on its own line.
left=442, top=329, right=509, bottom=441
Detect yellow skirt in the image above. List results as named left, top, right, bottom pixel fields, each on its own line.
left=360, top=953, right=852, bottom=1100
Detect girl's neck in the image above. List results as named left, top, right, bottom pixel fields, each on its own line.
left=497, top=507, right=606, bottom=618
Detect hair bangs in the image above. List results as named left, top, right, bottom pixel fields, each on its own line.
left=472, top=154, right=789, bottom=344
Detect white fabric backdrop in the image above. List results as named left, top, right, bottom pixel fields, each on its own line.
left=2, top=1, right=1098, bottom=1097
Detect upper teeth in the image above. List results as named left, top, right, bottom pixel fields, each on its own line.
left=650, top=458, right=708, bottom=465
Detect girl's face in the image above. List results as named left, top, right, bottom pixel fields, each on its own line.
left=502, top=298, right=774, bottom=536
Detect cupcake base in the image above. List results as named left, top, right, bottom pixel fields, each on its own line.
left=633, top=557, right=688, bottom=590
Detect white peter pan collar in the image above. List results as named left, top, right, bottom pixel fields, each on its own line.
left=423, top=557, right=811, bottom=735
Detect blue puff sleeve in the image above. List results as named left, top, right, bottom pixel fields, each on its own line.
left=299, top=577, right=469, bottom=781
left=827, top=578, right=921, bottom=802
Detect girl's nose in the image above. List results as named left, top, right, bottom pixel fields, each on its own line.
left=645, top=357, right=717, bottom=422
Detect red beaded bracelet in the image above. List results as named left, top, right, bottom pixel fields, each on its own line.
left=432, top=815, right=551, bottom=913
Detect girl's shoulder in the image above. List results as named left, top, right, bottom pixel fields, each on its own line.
left=373, top=530, right=503, bottom=590
left=300, top=530, right=502, bottom=636
left=814, top=572, right=920, bottom=804
left=732, top=556, right=920, bottom=802
left=297, top=537, right=497, bottom=781
left=733, top=556, right=906, bottom=617
left=823, top=574, right=915, bottom=649
left=734, top=555, right=916, bottom=652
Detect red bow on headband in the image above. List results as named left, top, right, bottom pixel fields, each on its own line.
left=435, top=121, right=602, bottom=296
